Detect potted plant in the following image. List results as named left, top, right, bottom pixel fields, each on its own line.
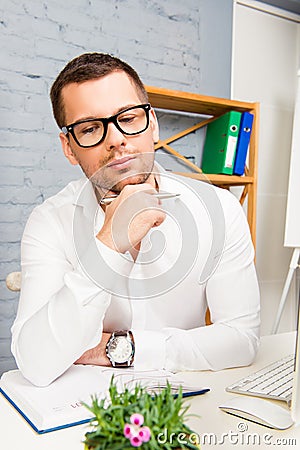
left=83, top=377, right=200, bottom=449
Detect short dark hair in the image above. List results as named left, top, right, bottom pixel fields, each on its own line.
left=50, top=53, right=148, bottom=129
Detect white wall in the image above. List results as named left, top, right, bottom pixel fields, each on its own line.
left=232, top=0, right=300, bottom=334
left=199, top=0, right=233, bottom=97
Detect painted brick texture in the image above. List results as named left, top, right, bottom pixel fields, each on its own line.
left=0, top=0, right=202, bottom=375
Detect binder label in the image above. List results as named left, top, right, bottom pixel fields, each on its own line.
left=225, top=136, right=237, bottom=168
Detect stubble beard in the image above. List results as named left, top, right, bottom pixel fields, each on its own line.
left=79, top=152, right=155, bottom=195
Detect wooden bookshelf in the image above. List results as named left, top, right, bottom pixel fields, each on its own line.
left=146, top=85, right=259, bottom=247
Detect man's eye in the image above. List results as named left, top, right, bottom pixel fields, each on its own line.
left=79, top=124, right=101, bottom=135
left=118, top=115, right=135, bottom=124
left=82, top=126, right=97, bottom=134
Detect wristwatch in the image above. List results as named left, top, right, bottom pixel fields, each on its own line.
left=106, top=330, right=135, bottom=367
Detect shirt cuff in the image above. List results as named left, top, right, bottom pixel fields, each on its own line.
left=95, top=237, right=134, bottom=275
left=73, top=236, right=134, bottom=294
left=163, top=328, right=211, bottom=372
left=132, top=329, right=167, bottom=370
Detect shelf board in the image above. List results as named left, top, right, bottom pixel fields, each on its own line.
left=146, top=85, right=257, bottom=116
left=174, top=172, right=254, bottom=186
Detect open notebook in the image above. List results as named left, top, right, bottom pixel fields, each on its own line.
left=0, top=365, right=209, bottom=434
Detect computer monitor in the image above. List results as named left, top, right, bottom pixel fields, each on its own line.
left=291, top=292, right=300, bottom=425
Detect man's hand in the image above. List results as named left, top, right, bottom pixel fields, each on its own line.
left=74, top=332, right=111, bottom=366
left=97, top=184, right=166, bottom=253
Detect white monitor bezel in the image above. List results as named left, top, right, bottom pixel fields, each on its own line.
left=291, top=292, right=300, bottom=424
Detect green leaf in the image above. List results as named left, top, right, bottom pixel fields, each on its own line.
left=83, top=376, right=200, bottom=449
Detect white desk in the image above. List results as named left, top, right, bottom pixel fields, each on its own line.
left=0, top=332, right=299, bottom=450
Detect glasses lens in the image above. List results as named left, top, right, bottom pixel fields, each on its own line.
left=117, top=106, right=148, bottom=135
left=73, top=120, right=104, bottom=147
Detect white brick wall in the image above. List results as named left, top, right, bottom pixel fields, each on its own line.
left=0, top=0, right=230, bottom=375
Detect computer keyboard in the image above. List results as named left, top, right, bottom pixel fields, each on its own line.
left=226, top=354, right=295, bottom=403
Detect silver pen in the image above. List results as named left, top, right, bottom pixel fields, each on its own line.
left=100, top=192, right=180, bottom=205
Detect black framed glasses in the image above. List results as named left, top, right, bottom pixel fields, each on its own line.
left=61, top=103, right=151, bottom=148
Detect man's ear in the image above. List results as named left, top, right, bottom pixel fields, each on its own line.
left=149, top=108, right=159, bottom=143
left=59, top=132, right=79, bottom=166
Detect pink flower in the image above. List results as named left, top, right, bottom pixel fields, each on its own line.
left=130, top=435, right=143, bottom=447
left=138, top=426, right=151, bottom=442
left=124, top=413, right=151, bottom=447
left=130, top=413, right=144, bottom=426
left=124, top=424, right=134, bottom=438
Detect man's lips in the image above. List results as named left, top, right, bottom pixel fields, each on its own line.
left=106, top=155, right=136, bottom=169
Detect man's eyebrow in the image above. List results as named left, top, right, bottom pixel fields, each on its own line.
left=72, top=104, right=140, bottom=124
left=114, top=103, right=139, bottom=115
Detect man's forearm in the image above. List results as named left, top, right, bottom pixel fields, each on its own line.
left=74, top=332, right=111, bottom=366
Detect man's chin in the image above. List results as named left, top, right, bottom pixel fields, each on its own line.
left=109, top=173, right=151, bottom=193
left=88, top=154, right=155, bottom=193
left=91, top=172, right=151, bottom=194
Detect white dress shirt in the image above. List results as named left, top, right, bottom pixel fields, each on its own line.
left=11, top=167, right=260, bottom=386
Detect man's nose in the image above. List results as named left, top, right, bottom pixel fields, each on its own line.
left=104, top=121, right=126, bottom=151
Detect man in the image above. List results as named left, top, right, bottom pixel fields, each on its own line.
left=11, top=53, right=260, bottom=387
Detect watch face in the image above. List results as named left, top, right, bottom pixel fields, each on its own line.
left=109, top=336, right=133, bottom=363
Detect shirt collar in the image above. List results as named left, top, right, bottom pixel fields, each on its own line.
left=72, top=178, right=99, bottom=221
